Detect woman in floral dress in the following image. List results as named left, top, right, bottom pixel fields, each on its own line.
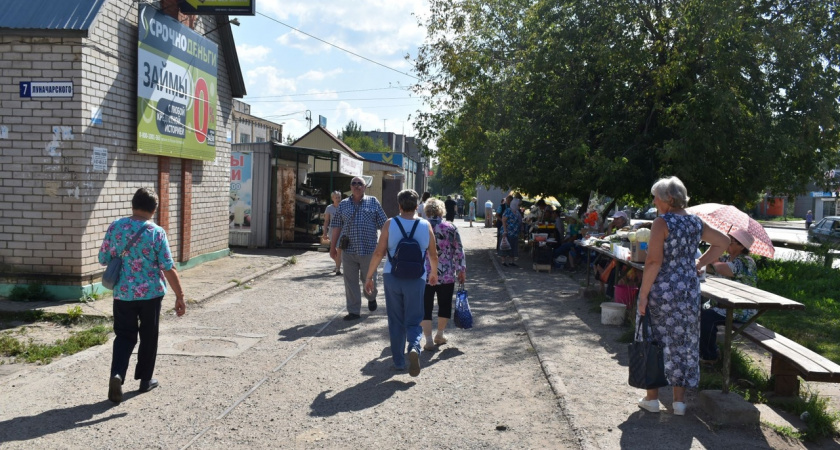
left=422, top=198, right=466, bottom=350
left=500, top=194, right=522, bottom=266
left=636, top=177, right=729, bottom=416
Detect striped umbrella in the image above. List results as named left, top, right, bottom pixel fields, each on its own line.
left=685, top=203, right=775, bottom=258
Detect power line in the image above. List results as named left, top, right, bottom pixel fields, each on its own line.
left=256, top=11, right=418, bottom=81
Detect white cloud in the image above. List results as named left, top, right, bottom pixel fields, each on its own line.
left=263, top=0, right=430, bottom=59
left=236, top=44, right=272, bottom=63
left=304, top=89, right=339, bottom=100
left=245, top=66, right=296, bottom=95
left=297, top=68, right=344, bottom=82
left=335, top=101, right=381, bottom=132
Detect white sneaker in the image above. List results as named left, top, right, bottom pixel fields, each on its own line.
left=638, top=397, right=660, bottom=413
left=673, top=402, right=686, bottom=416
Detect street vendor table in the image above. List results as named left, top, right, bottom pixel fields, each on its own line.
left=582, top=243, right=806, bottom=394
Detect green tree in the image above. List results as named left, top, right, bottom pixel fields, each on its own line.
left=340, top=120, right=363, bottom=139
left=413, top=0, right=840, bottom=208
left=341, top=135, right=392, bottom=153
left=428, top=164, right=464, bottom=196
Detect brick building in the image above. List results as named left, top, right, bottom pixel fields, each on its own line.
left=0, top=0, right=246, bottom=299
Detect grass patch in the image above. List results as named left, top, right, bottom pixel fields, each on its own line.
left=769, top=392, right=840, bottom=441
left=8, top=283, right=53, bottom=302
left=0, top=325, right=111, bottom=364
left=756, top=259, right=840, bottom=363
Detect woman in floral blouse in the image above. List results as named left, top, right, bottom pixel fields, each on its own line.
left=700, top=228, right=758, bottom=362
left=422, top=198, right=466, bottom=350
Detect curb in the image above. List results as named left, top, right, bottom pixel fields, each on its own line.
left=488, top=250, right=599, bottom=450
left=190, top=259, right=292, bottom=306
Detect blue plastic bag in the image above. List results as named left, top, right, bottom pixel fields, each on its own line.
left=453, top=284, right=473, bottom=329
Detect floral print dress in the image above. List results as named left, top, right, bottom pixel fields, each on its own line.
left=425, top=218, right=466, bottom=285
left=636, top=213, right=703, bottom=388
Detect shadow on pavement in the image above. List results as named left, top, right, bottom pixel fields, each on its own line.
left=0, top=400, right=127, bottom=443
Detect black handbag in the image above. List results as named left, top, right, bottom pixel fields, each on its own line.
left=628, top=314, right=668, bottom=389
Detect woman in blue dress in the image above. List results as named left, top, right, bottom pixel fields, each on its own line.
left=636, top=177, right=729, bottom=416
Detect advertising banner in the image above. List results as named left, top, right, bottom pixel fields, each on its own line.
left=137, top=6, right=218, bottom=161
left=230, top=152, right=252, bottom=229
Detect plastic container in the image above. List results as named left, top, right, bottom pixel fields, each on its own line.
left=601, top=302, right=626, bottom=325
left=614, top=285, right=639, bottom=307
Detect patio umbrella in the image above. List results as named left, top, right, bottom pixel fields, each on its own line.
left=685, top=203, right=775, bottom=258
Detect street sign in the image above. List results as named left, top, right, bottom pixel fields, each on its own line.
left=177, top=0, right=255, bottom=15
left=20, top=81, right=74, bottom=98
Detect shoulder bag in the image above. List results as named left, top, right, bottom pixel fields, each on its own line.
left=627, top=313, right=668, bottom=389
left=102, top=223, right=147, bottom=290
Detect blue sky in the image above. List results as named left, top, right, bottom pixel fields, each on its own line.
left=229, top=0, right=429, bottom=143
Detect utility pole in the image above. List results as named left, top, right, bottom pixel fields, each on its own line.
left=383, top=119, right=387, bottom=132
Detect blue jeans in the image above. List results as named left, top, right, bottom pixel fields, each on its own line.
left=383, top=273, right=425, bottom=368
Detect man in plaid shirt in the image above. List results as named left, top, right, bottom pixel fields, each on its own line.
left=330, top=176, right=388, bottom=320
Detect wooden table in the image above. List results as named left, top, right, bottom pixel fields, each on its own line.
left=700, top=276, right=804, bottom=393
left=582, top=244, right=806, bottom=394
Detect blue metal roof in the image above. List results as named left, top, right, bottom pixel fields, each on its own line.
left=0, top=0, right=107, bottom=32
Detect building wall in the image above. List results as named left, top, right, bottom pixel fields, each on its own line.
left=0, top=1, right=233, bottom=294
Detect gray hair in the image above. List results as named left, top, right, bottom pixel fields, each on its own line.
left=397, top=189, right=419, bottom=212
left=424, top=198, right=445, bottom=218
left=651, top=176, right=690, bottom=209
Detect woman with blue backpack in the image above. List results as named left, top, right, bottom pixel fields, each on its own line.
left=365, top=190, right=439, bottom=377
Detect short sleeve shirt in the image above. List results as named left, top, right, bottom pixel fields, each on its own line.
left=712, top=253, right=758, bottom=321
left=330, top=195, right=387, bottom=255
left=98, top=218, right=175, bottom=300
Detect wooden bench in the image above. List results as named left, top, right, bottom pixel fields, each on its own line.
left=740, top=323, right=840, bottom=396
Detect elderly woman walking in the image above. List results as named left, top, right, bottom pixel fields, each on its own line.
left=421, top=198, right=466, bottom=351
left=98, top=188, right=187, bottom=403
left=365, top=190, right=439, bottom=376
left=636, top=177, right=729, bottom=416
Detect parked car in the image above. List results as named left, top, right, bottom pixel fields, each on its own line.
left=808, top=216, right=840, bottom=245
left=643, top=207, right=658, bottom=220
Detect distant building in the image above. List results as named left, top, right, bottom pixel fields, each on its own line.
left=362, top=131, right=429, bottom=194
left=232, top=100, right=283, bottom=144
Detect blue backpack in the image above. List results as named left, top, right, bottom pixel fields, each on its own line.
left=388, top=218, right=426, bottom=279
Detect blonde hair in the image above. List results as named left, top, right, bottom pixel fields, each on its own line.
left=424, top=198, right=445, bottom=218
left=651, top=176, right=690, bottom=209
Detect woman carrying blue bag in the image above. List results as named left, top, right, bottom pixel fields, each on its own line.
left=420, top=198, right=467, bottom=350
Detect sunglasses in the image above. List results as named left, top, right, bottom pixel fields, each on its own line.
left=351, top=182, right=365, bottom=187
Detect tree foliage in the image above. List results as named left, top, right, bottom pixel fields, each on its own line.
left=339, top=120, right=392, bottom=153
left=413, top=0, right=840, bottom=208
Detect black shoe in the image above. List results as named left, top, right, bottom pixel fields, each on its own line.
left=510, top=263, right=518, bottom=267
left=108, top=375, right=123, bottom=403
left=335, top=270, right=342, bottom=276
left=343, top=313, right=361, bottom=321
left=368, top=299, right=377, bottom=312
left=139, top=378, right=159, bottom=392
left=502, top=263, right=508, bottom=267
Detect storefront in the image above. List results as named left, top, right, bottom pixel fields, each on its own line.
left=230, top=141, right=347, bottom=248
